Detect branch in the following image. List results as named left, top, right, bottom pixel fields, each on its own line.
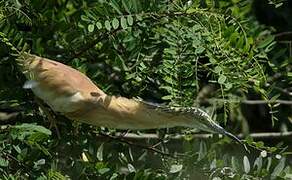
left=69, top=29, right=121, bottom=61
left=1, top=151, right=34, bottom=176
left=107, top=131, right=292, bottom=140
left=196, top=99, right=292, bottom=105
left=274, top=31, right=292, bottom=38
left=242, top=100, right=292, bottom=105
left=240, top=131, right=292, bottom=139
left=96, top=132, right=180, bottom=158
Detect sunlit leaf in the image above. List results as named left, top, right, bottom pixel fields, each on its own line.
left=110, top=173, right=118, bottom=180
left=112, top=18, right=119, bottom=29
left=121, top=16, right=128, bottom=29
left=271, top=158, right=286, bottom=177
left=109, top=0, right=122, bottom=15
left=243, top=156, right=250, bottom=173
left=169, top=164, right=183, bottom=173
left=0, top=157, right=8, bottom=167
left=96, top=22, right=103, bottom=29
left=127, top=15, right=133, bottom=26
left=127, top=163, right=136, bottom=172
left=105, top=20, right=111, bottom=31
left=81, top=15, right=90, bottom=22
left=122, top=0, right=130, bottom=13
left=218, top=74, right=227, bottom=84
left=96, top=143, right=104, bottom=161
left=98, top=168, right=110, bottom=174
left=257, top=36, right=274, bottom=49
left=88, top=24, right=94, bottom=32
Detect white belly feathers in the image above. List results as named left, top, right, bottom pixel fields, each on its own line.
left=23, top=80, right=85, bottom=113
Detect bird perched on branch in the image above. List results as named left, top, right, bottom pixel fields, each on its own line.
left=16, top=53, right=245, bottom=147
left=0, top=33, right=244, bottom=147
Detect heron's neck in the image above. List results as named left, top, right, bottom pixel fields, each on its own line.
left=103, top=96, right=190, bottom=129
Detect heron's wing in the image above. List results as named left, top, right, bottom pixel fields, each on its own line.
left=20, top=55, right=105, bottom=113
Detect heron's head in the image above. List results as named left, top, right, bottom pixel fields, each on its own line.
left=180, top=107, right=245, bottom=147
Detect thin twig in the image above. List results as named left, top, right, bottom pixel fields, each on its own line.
left=196, top=99, right=292, bottom=105
left=97, top=132, right=179, bottom=158
left=2, top=151, right=33, bottom=176
left=107, top=131, right=292, bottom=140
left=240, top=131, right=292, bottom=139
left=274, top=31, right=292, bottom=38
left=242, top=100, right=292, bottom=105
left=69, top=29, right=121, bottom=61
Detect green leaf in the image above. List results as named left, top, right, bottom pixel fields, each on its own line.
left=13, top=145, right=21, bottom=153
left=127, top=163, right=136, bottom=172
left=236, top=36, right=244, bottom=48
left=116, top=54, right=129, bottom=71
left=230, top=32, right=238, bottom=43
left=192, top=24, right=202, bottom=31
left=218, top=74, right=227, bottom=85
left=162, top=95, right=173, bottom=100
left=163, top=76, right=173, bottom=84
left=47, top=170, right=67, bottom=179
left=109, top=0, right=122, bottom=15
left=257, top=36, right=274, bottom=49
left=110, top=173, right=118, bottom=180
left=96, top=143, right=104, bottom=161
left=105, top=20, right=111, bottom=31
left=33, top=159, right=45, bottom=169
left=96, top=22, right=103, bottom=29
left=98, top=168, right=110, bottom=174
left=210, top=159, right=216, bottom=170
left=0, top=157, right=8, bottom=167
left=275, top=3, right=283, bottom=8
left=195, top=46, right=205, bottom=54
left=88, top=24, right=94, bottom=32
left=265, top=41, right=276, bottom=52
left=192, top=37, right=201, bottom=47
left=253, top=157, right=263, bottom=172
left=122, top=0, right=131, bottom=13
left=198, top=141, right=207, bottom=161
left=225, top=82, right=233, bottom=90
left=127, top=15, right=133, bottom=26
left=266, top=157, right=272, bottom=171
left=121, top=16, right=128, bottom=29
left=136, top=14, right=142, bottom=21
left=131, top=0, right=138, bottom=13
left=112, top=18, right=119, bottom=29
left=243, top=156, right=250, bottom=174
left=214, top=66, right=222, bottom=73
left=14, top=123, right=52, bottom=136
left=81, top=15, right=90, bottom=22
left=169, top=164, right=183, bottom=173
left=255, top=141, right=265, bottom=148
left=207, top=51, right=216, bottom=63
left=125, top=73, right=136, bottom=80
left=271, top=158, right=286, bottom=177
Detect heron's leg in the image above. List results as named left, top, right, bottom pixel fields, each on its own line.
left=34, top=97, right=61, bottom=139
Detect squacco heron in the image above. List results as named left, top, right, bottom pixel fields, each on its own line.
left=17, top=53, right=244, bottom=146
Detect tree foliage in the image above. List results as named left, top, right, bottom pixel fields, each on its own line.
left=0, top=0, right=291, bottom=179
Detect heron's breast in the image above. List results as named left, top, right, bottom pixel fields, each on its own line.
left=32, top=86, right=85, bottom=113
